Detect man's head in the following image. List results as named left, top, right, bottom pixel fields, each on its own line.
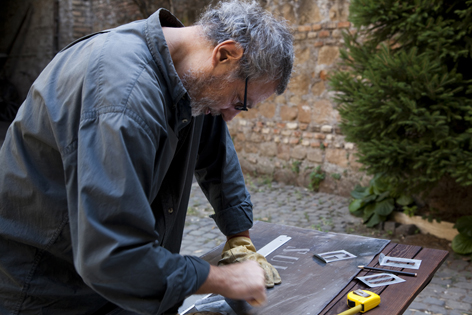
left=185, top=0, right=294, bottom=121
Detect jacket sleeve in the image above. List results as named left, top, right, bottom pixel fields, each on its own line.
left=66, top=109, right=209, bottom=315
left=194, top=115, right=253, bottom=236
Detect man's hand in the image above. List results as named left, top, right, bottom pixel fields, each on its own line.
left=195, top=260, right=266, bottom=307
left=218, top=236, right=281, bottom=288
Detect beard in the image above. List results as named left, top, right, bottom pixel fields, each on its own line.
left=181, top=69, right=236, bottom=117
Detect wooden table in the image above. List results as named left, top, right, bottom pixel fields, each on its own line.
left=184, top=221, right=448, bottom=315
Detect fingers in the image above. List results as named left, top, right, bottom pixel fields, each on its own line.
left=259, top=260, right=282, bottom=288
left=219, top=244, right=282, bottom=291
left=260, top=262, right=275, bottom=288
left=271, top=264, right=282, bottom=285
left=238, top=260, right=267, bottom=306
left=215, top=260, right=266, bottom=306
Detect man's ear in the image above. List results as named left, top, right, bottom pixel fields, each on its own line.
left=212, top=40, right=244, bottom=67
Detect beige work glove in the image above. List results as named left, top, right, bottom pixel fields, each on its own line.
left=218, top=236, right=281, bottom=288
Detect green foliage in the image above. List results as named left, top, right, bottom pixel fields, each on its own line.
left=329, top=0, right=472, bottom=192
left=455, top=215, right=472, bottom=237
left=261, top=175, right=273, bottom=188
left=331, top=173, right=342, bottom=180
left=403, top=205, right=418, bottom=217
left=291, top=161, right=302, bottom=174
left=452, top=215, right=472, bottom=254
left=349, top=174, right=415, bottom=227
left=309, top=166, right=325, bottom=191
left=187, top=207, right=198, bottom=216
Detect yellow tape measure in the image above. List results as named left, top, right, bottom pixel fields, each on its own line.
left=337, top=290, right=381, bottom=315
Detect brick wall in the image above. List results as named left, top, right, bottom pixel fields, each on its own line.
left=70, top=0, right=143, bottom=39
left=1, top=0, right=57, bottom=101
left=226, top=0, right=365, bottom=196
left=70, top=0, right=211, bottom=39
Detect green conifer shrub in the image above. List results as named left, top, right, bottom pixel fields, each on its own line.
left=329, top=0, right=472, bottom=191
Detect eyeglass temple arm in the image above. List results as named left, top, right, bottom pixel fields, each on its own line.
left=242, top=77, right=248, bottom=111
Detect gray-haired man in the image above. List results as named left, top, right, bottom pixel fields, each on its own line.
left=0, top=1, right=294, bottom=314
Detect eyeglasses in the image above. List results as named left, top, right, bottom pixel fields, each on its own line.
left=234, top=77, right=249, bottom=111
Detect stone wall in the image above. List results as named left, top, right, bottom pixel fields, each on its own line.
left=228, top=0, right=365, bottom=197
left=71, top=0, right=143, bottom=39
left=70, top=0, right=214, bottom=39
left=1, top=0, right=57, bottom=101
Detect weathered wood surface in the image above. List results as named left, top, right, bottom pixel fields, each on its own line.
left=184, top=222, right=448, bottom=315
left=186, top=221, right=390, bottom=315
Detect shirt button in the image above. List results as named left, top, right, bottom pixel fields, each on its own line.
left=182, top=119, right=188, bottom=123
left=168, top=208, right=174, bottom=214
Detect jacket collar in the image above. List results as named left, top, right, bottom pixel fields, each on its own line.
left=145, top=9, right=189, bottom=107
left=145, top=9, right=193, bottom=132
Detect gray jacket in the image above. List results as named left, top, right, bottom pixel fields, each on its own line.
left=0, top=9, right=253, bottom=315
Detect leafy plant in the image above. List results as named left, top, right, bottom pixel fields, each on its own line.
left=331, top=173, right=342, bottom=180
left=349, top=174, right=415, bottom=227
left=329, top=0, right=472, bottom=192
left=260, top=174, right=274, bottom=188
left=403, top=205, right=418, bottom=217
left=421, top=207, right=442, bottom=223
left=291, top=161, right=302, bottom=174
left=309, top=166, right=325, bottom=191
left=452, top=216, right=472, bottom=255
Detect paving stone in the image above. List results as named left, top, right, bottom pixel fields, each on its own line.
left=446, top=300, right=472, bottom=311
left=183, top=225, right=198, bottom=232
left=463, top=295, right=472, bottom=304
left=423, top=297, right=445, bottom=306
left=428, top=303, right=449, bottom=314
left=409, top=301, right=428, bottom=310
left=453, top=281, right=472, bottom=290
left=448, top=260, right=469, bottom=271
left=421, top=283, right=447, bottom=293
left=188, top=230, right=206, bottom=236
left=432, top=277, right=453, bottom=286
left=444, top=288, right=468, bottom=297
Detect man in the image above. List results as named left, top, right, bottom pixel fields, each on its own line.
left=0, top=0, right=294, bottom=314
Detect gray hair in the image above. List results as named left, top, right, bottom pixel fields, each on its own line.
left=196, top=0, right=294, bottom=95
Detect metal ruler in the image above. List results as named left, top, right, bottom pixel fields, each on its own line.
left=257, top=235, right=292, bottom=257
left=180, top=235, right=292, bottom=315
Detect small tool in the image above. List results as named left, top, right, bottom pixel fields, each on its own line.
left=356, top=273, right=405, bottom=288
left=314, top=250, right=357, bottom=263
left=337, top=290, right=381, bottom=315
left=379, top=253, right=421, bottom=269
left=194, top=294, right=235, bottom=315
left=358, top=265, right=417, bottom=277
left=257, top=235, right=292, bottom=257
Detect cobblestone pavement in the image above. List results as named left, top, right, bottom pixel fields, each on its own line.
left=181, top=178, right=472, bottom=315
